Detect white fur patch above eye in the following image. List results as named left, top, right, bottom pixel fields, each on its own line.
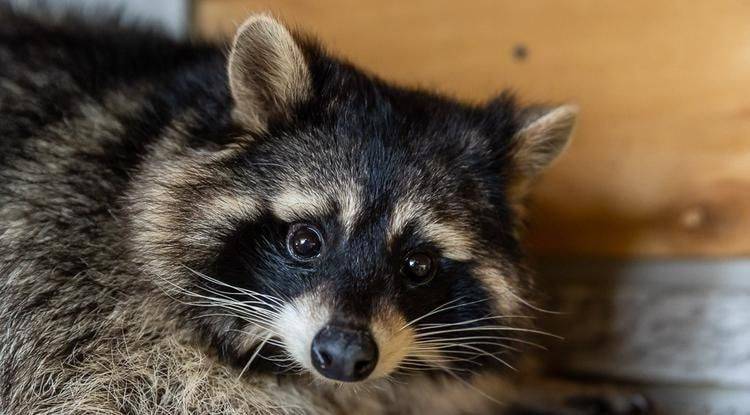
left=203, top=193, right=261, bottom=224
left=389, top=200, right=420, bottom=242
left=389, top=200, right=474, bottom=262
left=271, top=183, right=362, bottom=236
left=420, top=221, right=474, bottom=262
left=275, top=290, right=331, bottom=375
left=336, top=180, right=362, bottom=237
left=271, top=189, right=331, bottom=222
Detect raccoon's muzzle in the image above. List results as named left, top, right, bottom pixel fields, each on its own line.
left=311, top=324, right=379, bottom=382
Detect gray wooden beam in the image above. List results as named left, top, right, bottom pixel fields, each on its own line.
left=6, top=0, right=190, bottom=38
left=535, top=259, right=750, bottom=388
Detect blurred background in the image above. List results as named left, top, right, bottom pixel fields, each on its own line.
left=9, top=0, right=750, bottom=413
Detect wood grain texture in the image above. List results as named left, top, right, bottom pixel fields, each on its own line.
left=536, top=260, right=750, bottom=388
left=514, top=377, right=750, bottom=415
left=194, top=0, right=750, bottom=257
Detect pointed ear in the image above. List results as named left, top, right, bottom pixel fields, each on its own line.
left=508, top=104, right=578, bottom=198
left=227, top=14, right=312, bottom=132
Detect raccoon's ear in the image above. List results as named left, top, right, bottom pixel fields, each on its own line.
left=507, top=104, right=578, bottom=199
left=227, top=14, right=312, bottom=132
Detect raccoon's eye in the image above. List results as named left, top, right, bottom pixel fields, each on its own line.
left=287, top=224, right=323, bottom=260
left=401, top=252, right=436, bottom=287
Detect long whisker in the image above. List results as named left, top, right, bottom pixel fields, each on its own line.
left=179, top=297, right=280, bottom=324
left=182, top=265, right=286, bottom=306
left=402, top=353, right=480, bottom=363
left=433, top=363, right=503, bottom=406
left=417, top=314, right=535, bottom=329
left=238, top=332, right=273, bottom=379
left=156, top=270, right=287, bottom=349
left=443, top=343, right=517, bottom=371
left=400, top=297, right=490, bottom=331
left=158, top=275, right=283, bottom=316
left=411, top=340, right=522, bottom=353
left=502, top=287, right=562, bottom=315
left=187, top=299, right=281, bottom=319
left=399, top=297, right=466, bottom=330
left=417, top=335, right=548, bottom=350
left=190, top=313, right=278, bottom=329
left=414, top=326, right=563, bottom=339
left=228, top=329, right=286, bottom=347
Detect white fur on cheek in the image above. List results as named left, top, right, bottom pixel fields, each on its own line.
left=275, top=291, right=331, bottom=374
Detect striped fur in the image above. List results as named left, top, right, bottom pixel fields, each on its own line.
left=0, top=8, right=579, bottom=415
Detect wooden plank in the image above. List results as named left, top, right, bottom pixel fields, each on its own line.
left=12, top=0, right=190, bottom=38
left=515, top=377, right=750, bottom=415
left=536, top=259, right=750, bottom=388
left=194, top=0, right=750, bottom=257
left=643, top=385, right=750, bottom=415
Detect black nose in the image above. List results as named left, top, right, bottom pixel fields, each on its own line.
left=310, top=325, right=378, bottom=382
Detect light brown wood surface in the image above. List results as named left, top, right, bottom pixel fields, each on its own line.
left=194, top=0, right=750, bottom=257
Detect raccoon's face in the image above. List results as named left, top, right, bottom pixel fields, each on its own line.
left=130, top=15, right=576, bottom=384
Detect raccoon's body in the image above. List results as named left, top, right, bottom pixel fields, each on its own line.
left=0, top=9, right=582, bottom=415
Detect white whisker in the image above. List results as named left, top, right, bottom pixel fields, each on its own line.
left=416, top=335, right=548, bottom=350
left=400, top=297, right=490, bottom=331
left=417, top=314, right=534, bottom=329
left=182, top=265, right=286, bottom=306
left=238, top=332, right=273, bottom=379
left=414, top=326, right=563, bottom=339
left=503, top=287, right=562, bottom=315
left=412, top=340, right=522, bottom=353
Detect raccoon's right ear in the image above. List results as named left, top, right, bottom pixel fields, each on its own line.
left=227, top=14, right=312, bottom=133
left=505, top=104, right=578, bottom=202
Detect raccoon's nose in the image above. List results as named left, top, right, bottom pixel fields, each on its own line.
left=310, top=325, right=378, bottom=382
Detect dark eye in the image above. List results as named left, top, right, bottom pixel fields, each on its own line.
left=401, top=252, right=436, bottom=286
left=287, top=224, right=323, bottom=260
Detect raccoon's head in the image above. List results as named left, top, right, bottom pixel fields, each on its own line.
left=129, top=15, right=576, bottom=384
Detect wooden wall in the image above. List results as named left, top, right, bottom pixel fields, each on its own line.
left=194, top=0, right=750, bottom=258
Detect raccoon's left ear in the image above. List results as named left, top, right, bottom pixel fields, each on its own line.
left=507, top=104, right=578, bottom=198
left=227, top=14, right=312, bottom=133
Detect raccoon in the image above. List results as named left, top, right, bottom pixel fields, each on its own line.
left=0, top=8, right=611, bottom=415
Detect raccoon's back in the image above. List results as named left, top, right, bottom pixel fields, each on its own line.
left=0, top=9, right=225, bottom=159
left=0, top=10, right=236, bottom=408
left=0, top=10, right=231, bottom=264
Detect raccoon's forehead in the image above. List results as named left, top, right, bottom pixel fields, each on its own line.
left=267, top=178, right=477, bottom=262
left=241, top=126, right=488, bottom=249
left=271, top=183, right=361, bottom=233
